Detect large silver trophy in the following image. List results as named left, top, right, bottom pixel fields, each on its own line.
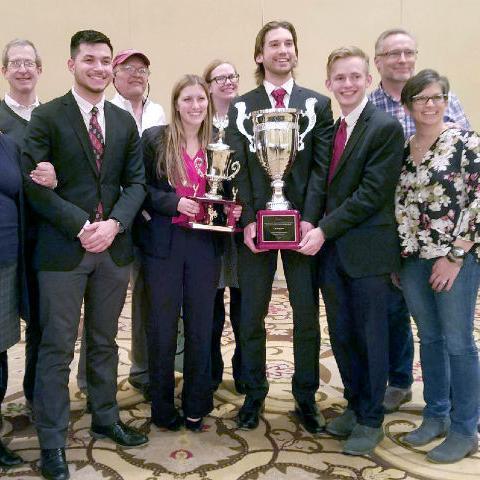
left=186, top=138, right=241, bottom=232
left=233, top=98, right=318, bottom=247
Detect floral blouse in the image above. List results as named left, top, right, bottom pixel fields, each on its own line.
left=395, top=128, right=480, bottom=260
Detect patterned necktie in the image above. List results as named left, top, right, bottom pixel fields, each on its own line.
left=89, top=106, right=105, bottom=220
left=328, top=118, right=347, bottom=184
left=272, top=88, right=287, bottom=108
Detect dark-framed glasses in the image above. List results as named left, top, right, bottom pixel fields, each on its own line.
left=411, top=94, right=448, bottom=105
left=8, top=59, right=37, bottom=69
left=117, top=65, right=150, bottom=77
left=377, top=49, right=417, bottom=60
left=210, top=73, right=240, bottom=85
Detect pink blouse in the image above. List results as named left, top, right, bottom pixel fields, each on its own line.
left=172, top=148, right=207, bottom=224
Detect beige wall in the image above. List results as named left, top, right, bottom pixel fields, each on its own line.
left=0, top=0, right=479, bottom=128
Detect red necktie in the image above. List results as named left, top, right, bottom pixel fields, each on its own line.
left=89, top=106, right=105, bottom=221
left=328, top=118, right=347, bottom=184
left=272, top=88, right=287, bottom=108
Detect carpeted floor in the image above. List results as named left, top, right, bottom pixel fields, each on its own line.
left=1, top=287, right=479, bottom=479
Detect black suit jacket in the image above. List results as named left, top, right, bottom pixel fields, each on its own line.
left=318, top=101, right=404, bottom=278
left=21, top=91, right=146, bottom=271
left=226, top=83, right=333, bottom=227
left=134, top=125, right=224, bottom=259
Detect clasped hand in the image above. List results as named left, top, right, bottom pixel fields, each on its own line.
left=79, top=219, right=119, bottom=253
left=30, top=162, right=57, bottom=189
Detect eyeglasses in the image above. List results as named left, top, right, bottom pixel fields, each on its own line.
left=377, top=49, right=417, bottom=60
left=210, top=73, right=240, bottom=85
left=411, top=94, right=448, bottom=105
left=117, top=65, right=150, bottom=77
left=7, top=59, right=37, bottom=70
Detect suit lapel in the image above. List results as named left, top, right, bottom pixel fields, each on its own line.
left=288, top=83, right=305, bottom=110
left=252, top=85, right=272, bottom=111
left=62, top=91, right=98, bottom=175
left=102, top=102, right=116, bottom=180
left=330, top=102, right=373, bottom=183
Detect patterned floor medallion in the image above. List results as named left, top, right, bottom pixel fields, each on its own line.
left=1, top=287, right=479, bottom=479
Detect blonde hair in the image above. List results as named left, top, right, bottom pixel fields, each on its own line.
left=157, top=74, right=212, bottom=187
left=326, top=46, right=369, bottom=78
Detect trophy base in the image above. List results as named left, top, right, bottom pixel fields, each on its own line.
left=256, top=209, right=301, bottom=250
left=180, top=196, right=242, bottom=233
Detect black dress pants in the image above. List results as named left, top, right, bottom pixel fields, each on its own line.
left=237, top=244, right=320, bottom=403
left=143, top=227, right=220, bottom=423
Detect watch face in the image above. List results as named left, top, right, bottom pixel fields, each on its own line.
left=451, top=246, right=466, bottom=258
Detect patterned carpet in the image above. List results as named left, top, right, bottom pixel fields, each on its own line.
left=1, top=286, right=479, bottom=479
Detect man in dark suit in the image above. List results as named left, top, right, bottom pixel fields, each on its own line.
left=226, top=20, right=333, bottom=433
left=313, top=46, right=404, bottom=455
left=22, top=30, right=147, bottom=480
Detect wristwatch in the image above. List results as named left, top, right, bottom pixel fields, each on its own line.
left=446, top=246, right=466, bottom=265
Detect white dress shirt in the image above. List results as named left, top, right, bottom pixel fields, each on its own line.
left=341, top=96, right=368, bottom=142
left=71, top=87, right=106, bottom=140
left=110, top=92, right=166, bottom=135
left=263, top=78, right=294, bottom=108
left=4, top=93, right=40, bottom=121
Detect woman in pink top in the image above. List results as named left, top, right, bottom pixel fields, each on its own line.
left=136, top=75, right=226, bottom=432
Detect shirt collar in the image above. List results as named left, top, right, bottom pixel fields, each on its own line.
left=4, top=93, right=39, bottom=110
left=111, top=91, right=148, bottom=111
left=342, top=96, right=368, bottom=127
left=263, top=77, right=294, bottom=97
left=71, top=87, right=105, bottom=116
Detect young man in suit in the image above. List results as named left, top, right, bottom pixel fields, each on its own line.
left=22, top=30, right=147, bottom=480
left=226, top=20, right=333, bottom=433
left=315, top=46, right=404, bottom=455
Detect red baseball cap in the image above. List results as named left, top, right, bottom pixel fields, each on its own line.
left=112, top=49, right=150, bottom=68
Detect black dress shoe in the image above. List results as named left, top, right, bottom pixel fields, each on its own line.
left=237, top=397, right=264, bottom=430
left=152, top=412, right=184, bottom=431
left=90, top=421, right=148, bottom=447
left=294, top=402, right=325, bottom=434
left=0, top=439, right=23, bottom=467
left=184, top=417, right=203, bottom=432
left=40, top=448, right=69, bottom=480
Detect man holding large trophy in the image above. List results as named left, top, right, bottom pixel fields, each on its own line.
left=226, top=20, right=333, bottom=433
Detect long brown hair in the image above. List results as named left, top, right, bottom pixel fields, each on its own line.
left=157, top=74, right=212, bottom=187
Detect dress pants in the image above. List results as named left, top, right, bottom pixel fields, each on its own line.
left=128, top=248, right=149, bottom=387
left=211, top=287, right=242, bottom=389
left=237, top=244, right=320, bottom=403
left=143, top=226, right=220, bottom=424
left=387, top=284, right=414, bottom=389
left=34, top=251, right=130, bottom=449
left=318, top=243, right=389, bottom=428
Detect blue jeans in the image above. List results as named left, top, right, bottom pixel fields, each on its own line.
left=400, top=254, right=480, bottom=438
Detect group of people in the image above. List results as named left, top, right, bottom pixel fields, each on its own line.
left=0, top=18, right=478, bottom=480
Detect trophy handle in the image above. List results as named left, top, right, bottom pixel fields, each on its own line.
left=234, top=102, right=255, bottom=153
left=226, top=160, right=240, bottom=180
left=298, top=97, right=318, bottom=151
left=194, top=156, right=206, bottom=178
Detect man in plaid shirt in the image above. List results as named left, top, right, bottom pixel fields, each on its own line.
left=369, top=28, right=471, bottom=415
left=370, top=28, right=470, bottom=139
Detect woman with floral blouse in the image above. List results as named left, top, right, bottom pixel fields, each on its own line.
left=396, top=69, right=479, bottom=463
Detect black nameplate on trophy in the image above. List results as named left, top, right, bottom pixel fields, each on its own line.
left=256, top=210, right=301, bottom=249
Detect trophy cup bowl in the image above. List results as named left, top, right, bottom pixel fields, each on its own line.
left=252, top=108, right=301, bottom=249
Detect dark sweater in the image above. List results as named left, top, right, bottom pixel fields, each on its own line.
left=0, top=100, right=29, bottom=147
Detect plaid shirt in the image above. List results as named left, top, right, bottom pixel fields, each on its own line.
left=369, top=84, right=471, bottom=139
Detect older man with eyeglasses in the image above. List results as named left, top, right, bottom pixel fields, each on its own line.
left=369, top=28, right=471, bottom=415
